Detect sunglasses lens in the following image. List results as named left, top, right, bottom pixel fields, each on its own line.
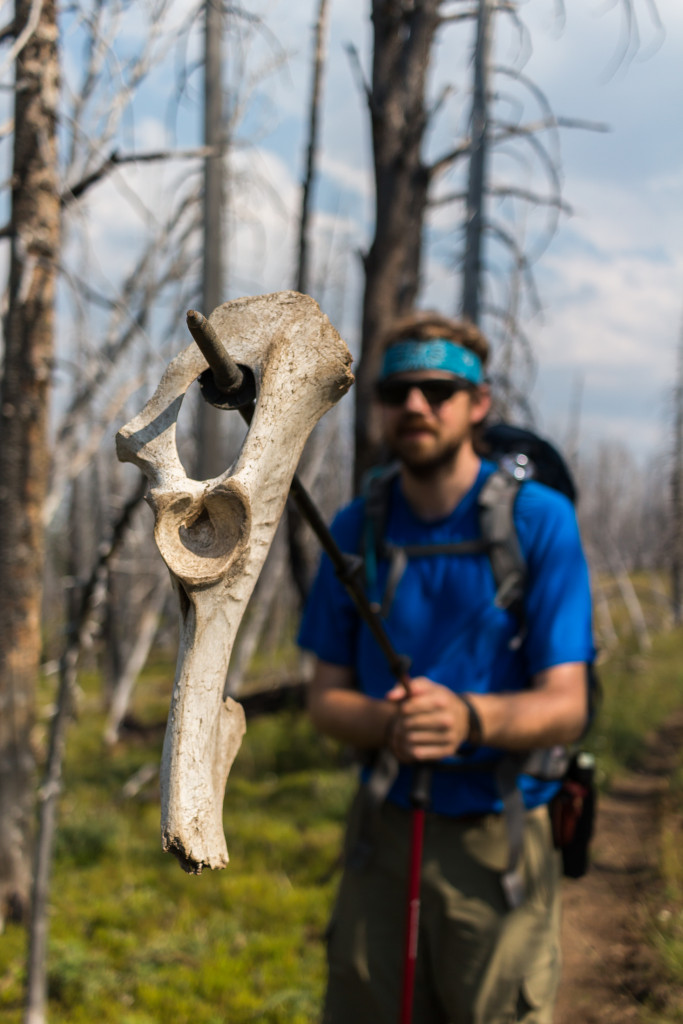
left=419, top=381, right=460, bottom=404
left=375, top=379, right=464, bottom=406
left=375, top=381, right=410, bottom=406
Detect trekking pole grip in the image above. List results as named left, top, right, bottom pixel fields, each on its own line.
left=410, top=763, right=432, bottom=812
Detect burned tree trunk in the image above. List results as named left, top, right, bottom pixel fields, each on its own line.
left=461, top=0, right=493, bottom=324
left=0, top=0, right=61, bottom=927
left=288, top=0, right=332, bottom=605
left=672, top=323, right=683, bottom=625
left=355, top=0, right=440, bottom=483
left=196, top=0, right=228, bottom=480
left=294, top=0, right=330, bottom=297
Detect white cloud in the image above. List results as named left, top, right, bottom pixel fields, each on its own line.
left=48, top=0, right=683, bottom=467
left=318, top=152, right=372, bottom=203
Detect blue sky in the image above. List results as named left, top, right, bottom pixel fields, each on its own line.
left=210, top=0, right=680, bottom=463
left=55, top=0, right=682, bottom=468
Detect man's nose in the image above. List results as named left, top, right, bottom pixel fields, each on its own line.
left=403, top=386, right=431, bottom=413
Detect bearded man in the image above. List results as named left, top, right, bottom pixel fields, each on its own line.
left=298, top=310, right=594, bottom=1024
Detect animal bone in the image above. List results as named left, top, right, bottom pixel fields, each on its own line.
left=116, top=292, right=353, bottom=873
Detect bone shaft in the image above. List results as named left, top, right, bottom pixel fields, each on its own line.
left=186, top=309, right=243, bottom=392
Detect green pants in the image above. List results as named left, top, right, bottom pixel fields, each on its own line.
left=322, top=787, right=561, bottom=1024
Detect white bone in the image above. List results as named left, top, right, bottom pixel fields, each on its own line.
left=116, top=292, right=353, bottom=872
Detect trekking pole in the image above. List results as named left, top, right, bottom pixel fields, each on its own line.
left=187, top=308, right=412, bottom=680
left=188, top=309, right=429, bottom=1024
left=401, top=763, right=431, bottom=1024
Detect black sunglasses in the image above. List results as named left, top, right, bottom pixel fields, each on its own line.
left=374, top=377, right=470, bottom=408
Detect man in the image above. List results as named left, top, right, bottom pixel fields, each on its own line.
left=298, top=311, right=594, bottom=1024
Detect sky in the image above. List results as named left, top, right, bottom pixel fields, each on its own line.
left=45, top=0, right=683, bottom=474
left=227, top=0, right=683, bottom=466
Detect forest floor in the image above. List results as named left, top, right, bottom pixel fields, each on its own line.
left=555, top=710, right=683, bottom=1024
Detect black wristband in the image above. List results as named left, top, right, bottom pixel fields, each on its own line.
left=455, top=692, right=483, bottom=747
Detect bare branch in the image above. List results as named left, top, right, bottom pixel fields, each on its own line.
left=439, top=11, right=477, bottom=24
left=26, top=474, right=147, bottom=1024
left=484, top=218, right=543, bottom=317
left=427, top=83, right=455, bottom=125
left=428, top=141, right=470, bottom=181
left=494, top=66, right=610, bottom=134
left=430, top=184, right=573, bottom=215
left=493, top=116, right=609, bottom=139
left=0, top=0, right=42, bottom=81
left=439, top=0, right=513, bottom=23
left=495, top=3, right=531, bottom=63
left=0, top=19, right=15, bottom=44
left=62, top=0, right=185, bottom=183
left=62, top=146, right=214, bottom=205
left=600, top=0, right=665, bottom=78
left=50, top=194, right=200, bottom=512
left=489, top=183, right=573, bottom=214
left=344, top=41, right=372, bottom=107
left=44, top=374, right=146, bottom=526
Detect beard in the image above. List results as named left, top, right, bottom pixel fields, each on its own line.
left=399, top=441, right=463, bottom=479
left=387, top=418, right=463, bottom=479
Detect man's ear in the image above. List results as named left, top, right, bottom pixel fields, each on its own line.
left=470, top=384, right=491, bottom=425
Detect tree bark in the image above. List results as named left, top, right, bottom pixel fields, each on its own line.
left=0, top=0, right=60, bottom=928
left=288, top=0, right=332, bottom=604
left=103, top=573, right=169, bottom=745
left=196, top=0, right=227, bottom=480
left=671, top=322, right=683, bottom=624
left=24, top=479, right=146, bottom=1024
left=294, top=0, right=330, bottom=296
left=355, top=0, right=440, bottom=484
left=461, top=0, right=493, bottom=324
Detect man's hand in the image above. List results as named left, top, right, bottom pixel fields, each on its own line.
left=386, top=677, right=470, bottom=761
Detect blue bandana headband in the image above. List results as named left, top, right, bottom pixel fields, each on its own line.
left=379, top=339, right=483, bottom=385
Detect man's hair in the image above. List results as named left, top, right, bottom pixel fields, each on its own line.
left=380, top=310, right=490, bottom=370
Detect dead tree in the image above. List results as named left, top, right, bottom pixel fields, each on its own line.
left=354, top=0, right=659, bottom=479
left=25, top=479, right=146, bottom=1024
left=288, top=0, right=332, bottom=604
left=671, top=317, right=683, bottom=624
left=0, top=0, right=61, bottom=928
left=295, top=0, right=331, bottom=297
left=196, top=0, right=228, bottom=480
left=461, top=0, right=493, bottom=325
left=354, top=0, right=451, bottom=482
left=0, top=0, right=197, bottom=926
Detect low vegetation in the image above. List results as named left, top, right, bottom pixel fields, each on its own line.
left=2, top=628, right=683, bottom=1023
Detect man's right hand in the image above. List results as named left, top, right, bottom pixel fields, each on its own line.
left=385, top=677, right=471, bottom=761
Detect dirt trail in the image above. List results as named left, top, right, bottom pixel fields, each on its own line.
left=554, top=712, right=683, bottom=1024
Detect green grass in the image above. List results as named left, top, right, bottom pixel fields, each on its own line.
left=0, top=670, right=356, bottom=1024
left=587, top=628, right=683, bottom=789
left=5, top=624, right=683, bottom=1022
left=590, top=628, right=683, bottom=1023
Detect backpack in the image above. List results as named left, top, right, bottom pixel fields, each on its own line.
left=359, top=422, right=597, bottom=901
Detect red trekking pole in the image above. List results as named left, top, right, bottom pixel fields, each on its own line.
left=400, top=762, right=432, bottom=1024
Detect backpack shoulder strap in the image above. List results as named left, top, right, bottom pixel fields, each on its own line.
left=478, top=469, right=527, bottom=643
left=362, top=463, right=400, bottom=609
left=362, top=464, right=488, bottom=616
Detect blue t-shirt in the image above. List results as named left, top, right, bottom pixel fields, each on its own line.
left=298, top=460, right=595, bottom=817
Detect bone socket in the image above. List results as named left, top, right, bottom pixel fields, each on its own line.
left=186, top=309, right=256, bottom=412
